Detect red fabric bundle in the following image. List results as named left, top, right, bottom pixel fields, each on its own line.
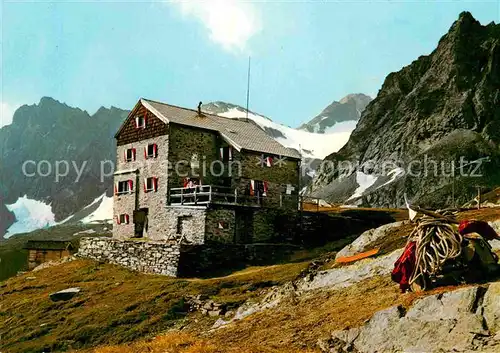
left=391, top=241, right=417, bottom=292
left=458, top=220, right=500, bottom=241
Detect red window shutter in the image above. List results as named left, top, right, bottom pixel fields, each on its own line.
left=116, top=215, right=121, bottom=225
left=114, top=183, right=118, bottom=195
left=132, top=148, right=136, bottom=161
left=144, top=146, right=147, bottom=159
left=153, top=144, right=158, bottom=157
left=144, top=178, right=147, bottom=192
left=125, top=214, right=129, bottom=224
left=153, top=177, right=158, bottom=192
left=128, top=180, right=133, bottom=192
left=263, top=181, right=269, bottom=196
left=124, top=150, right=126, bottom=162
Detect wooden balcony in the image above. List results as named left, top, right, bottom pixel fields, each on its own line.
left=168, top=185, right=237, bottom=206
left=168, top=185, right=298, bottom=208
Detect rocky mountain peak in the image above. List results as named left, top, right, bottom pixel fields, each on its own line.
left=309, top=13, right=500, bottom=208
left=299, top=93, right=372, bottom=133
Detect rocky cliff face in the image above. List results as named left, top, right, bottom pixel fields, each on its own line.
left=299, top=93, right=372, bottom=133
left=0, top=98, right=128, bottom=238
left=310, top=12, right=500, bottom=208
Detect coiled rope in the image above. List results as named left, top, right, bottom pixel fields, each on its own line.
left=408, top=210, right=463, bottom=290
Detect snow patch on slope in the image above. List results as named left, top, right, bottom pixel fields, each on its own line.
left=4, top=196, right=56, bottom=238
left=348, top=172, right=379, bottom=200
left=217, top=108, right=355, bottom=159
left=378, top=168, right=405, bottom=189
left=80, top=194, right=113, bottom=224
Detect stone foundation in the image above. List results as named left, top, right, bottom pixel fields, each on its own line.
left=78, top=237, right=181, bottom=276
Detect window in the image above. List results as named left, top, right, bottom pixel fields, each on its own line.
left=135, top=115, right=146, bottom=129
left=145, top=143, right=158, bottom=159
left=115, top=214, right=130, bottom=225
left=115, top=180, right=133, bottom=195
left=219, top=146, right=233, bottom=161
left=176, top=215, right=192, bottom=234
left=144, top=177, right=158, bottom=192
left=124, top=148, right=136, bottom=162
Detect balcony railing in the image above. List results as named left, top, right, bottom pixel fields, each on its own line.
left=169, top=185, right=236, bottom=206
left=168, top=184, right=298, bottom=207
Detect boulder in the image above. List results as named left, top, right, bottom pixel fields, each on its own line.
left=49, top=287, right=81, bottom=302
left=335, top=221, right=405, bottom=260
left=299, top=248, right=403, bottom=292
left=484, top=282, right=500, bottom=332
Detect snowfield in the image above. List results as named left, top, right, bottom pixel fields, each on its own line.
left=80, top=194, right=113, bottom=224
left=217, top=108, right=356, bottom=159
left=4, top=196, right=57, bottom=238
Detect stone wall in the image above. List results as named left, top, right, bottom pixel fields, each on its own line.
left=167, top=124, right=220, bottom=189
left=236, top=150, right=300, bottom=210
left=78, top=237, right=180, bottom=276
left=114, top=134, right=170, bottom=241
left=206, top=208, right=236, bottom=243
left=163, top=206, right=206, bottom=244
left=177, top=243, right=300, bottom=277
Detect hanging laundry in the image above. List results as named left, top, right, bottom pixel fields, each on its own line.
left=249, top=180, right=255, bottom=196
left=263, top=181, right=269, bottom=196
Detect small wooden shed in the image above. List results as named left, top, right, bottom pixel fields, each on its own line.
left=24, top=240, right=76, bottom=270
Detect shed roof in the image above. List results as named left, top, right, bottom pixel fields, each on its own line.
left=24, top=240, right=74, bottom=251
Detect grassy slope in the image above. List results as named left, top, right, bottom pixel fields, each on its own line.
left=0, top=259, right=309, bottom=353
left=1, top=257, right=467, bottom=353
left=2, top=208, right=498, bottom=353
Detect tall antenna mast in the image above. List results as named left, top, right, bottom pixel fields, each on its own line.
left=245, top=56, right=251, bottom=120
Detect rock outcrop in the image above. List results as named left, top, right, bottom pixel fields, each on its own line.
left=335, top=221, right=406, bottom=260
left=310, top=12, right=500, bottom=208
left=319, top=284, right=500, bottom=353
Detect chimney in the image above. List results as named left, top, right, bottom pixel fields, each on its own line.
left=198, top=101, right=202, bottom=116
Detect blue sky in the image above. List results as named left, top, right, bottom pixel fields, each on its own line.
left=1, top=0, right=499, bottom=128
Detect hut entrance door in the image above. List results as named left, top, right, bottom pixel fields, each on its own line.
left=133, top=208, right=148, bottom=238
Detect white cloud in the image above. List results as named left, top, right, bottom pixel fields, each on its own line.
left=173, top=0, right=262, bottom=52
left=0, top=101, right=21, bottom=128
